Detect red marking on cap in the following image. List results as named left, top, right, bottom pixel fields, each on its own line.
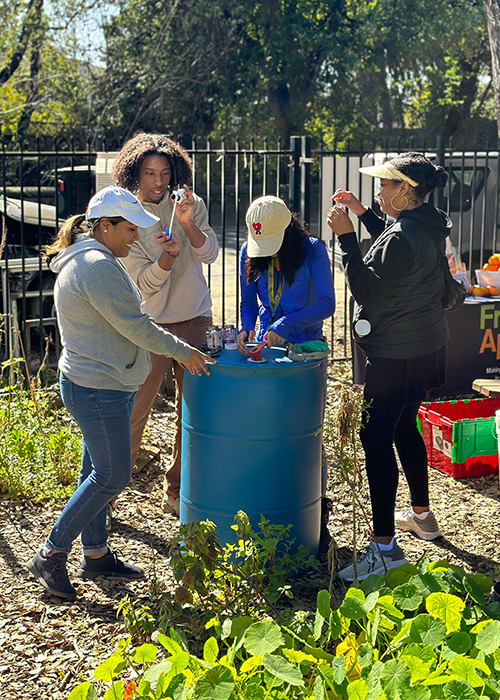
left=252, top=223, right=262, bottom=233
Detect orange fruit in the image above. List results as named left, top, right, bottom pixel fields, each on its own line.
left=488, top=285, right=500, bottom=296
left=472, top=286, right=489, bottom=296
left=489, top=254, right=500, bottom=265
left=483, top=263, right=499, bottom=271
left=468, top=285, right=475, bottom=295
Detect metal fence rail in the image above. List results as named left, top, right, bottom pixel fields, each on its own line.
left=2, top=138, right=499, bottom=374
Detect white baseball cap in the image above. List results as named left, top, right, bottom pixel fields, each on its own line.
left=86, top=186, right=160, bottom=227
left=245, top=196, right=292, bottom=258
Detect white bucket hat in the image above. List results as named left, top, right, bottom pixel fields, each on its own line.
left=245, top=195, right=292, bottom=258
left=358, top=161, right=419, bottom=188
left=86, top=186, right=160, bottom=227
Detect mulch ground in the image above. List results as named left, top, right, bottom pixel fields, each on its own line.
left=1, top=372, right=500, bottom=699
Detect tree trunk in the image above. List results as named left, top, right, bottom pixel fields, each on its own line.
left=0, top=0, right=43, bottom=87
left=442, top=56, right=482, bottom=146
left=266, top=83, right=295, bottom=142
left=16, top=1, right=44, bottom=141
left=484, top=0, right=500, bottom=137
left=16, top=40, right=41, bottom=141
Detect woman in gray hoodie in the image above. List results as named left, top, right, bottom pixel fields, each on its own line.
left=28, top=186, right=214, bottom=600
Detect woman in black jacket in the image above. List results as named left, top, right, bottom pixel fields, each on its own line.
left=327, top=152, right=449, bottom=581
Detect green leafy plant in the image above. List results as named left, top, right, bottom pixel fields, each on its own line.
left=118, top=595, right=156, bottom=643
left=155, top=512, right=319, bottom=641
left=67, top=558, right=500, bottom=699
left=0, top=358, right=80, bottom=499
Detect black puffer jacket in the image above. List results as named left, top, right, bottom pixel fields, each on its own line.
left=338, top=203, right=450, bottom=360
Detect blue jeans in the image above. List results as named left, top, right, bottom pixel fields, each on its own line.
left=45, top=375, right=135, bottom=556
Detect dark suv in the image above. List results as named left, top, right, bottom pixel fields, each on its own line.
left=1, top=167, right=95, bottom=356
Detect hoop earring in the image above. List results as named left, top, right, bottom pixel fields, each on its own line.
left=390, top=193, right=408, bottom=211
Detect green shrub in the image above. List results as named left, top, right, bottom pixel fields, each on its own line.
left=70, top=547, right=500, bottom=698
left=0, top=359, right=80, bottom=499
left=120, top=513, right=318, bottom=646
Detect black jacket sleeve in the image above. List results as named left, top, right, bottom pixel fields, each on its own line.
left=359, top=207, right=386, bottom=239
left=336, top=230, right=413, bottom=306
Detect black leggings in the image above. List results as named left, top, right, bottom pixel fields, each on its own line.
left=360, top=357, right=430, bottom=538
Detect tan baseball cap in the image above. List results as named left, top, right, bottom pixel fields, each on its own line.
left=245, top=196, right=292, bottom=258
left=358, top=161, right=419, bottom=187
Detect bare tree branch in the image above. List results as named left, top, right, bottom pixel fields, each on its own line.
left=0, top=0, right=43, bottom=87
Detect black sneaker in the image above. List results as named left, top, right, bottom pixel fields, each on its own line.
left=78, top=551, right=145, bottom=580
left=28, top=550, right=77, bottom=600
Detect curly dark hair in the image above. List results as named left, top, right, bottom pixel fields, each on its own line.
left=111, top=133, right=193, bottom=192
left=245, top=213, right=317, bottom=287
left=389, top=152, right=448, bottom=199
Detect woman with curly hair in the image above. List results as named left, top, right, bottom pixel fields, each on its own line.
left=111, top=133, right=219, bottom=517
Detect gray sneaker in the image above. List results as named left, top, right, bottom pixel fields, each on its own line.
left=395, top=508, right=442, bottom=541
left=339, top=541, right=407, bottom=581
left=28, top=550, right=77, bottom=600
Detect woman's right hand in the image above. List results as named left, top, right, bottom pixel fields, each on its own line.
left=237, top=330, right=255, bottom=355
left=327, top=205, right=355, bottom=237
left=331, top=189, right=366, bottom=217
left=182, top=347, right=217, bottom=375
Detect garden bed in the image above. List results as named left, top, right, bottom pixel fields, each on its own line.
left=0, top=379, right=499, bottom=698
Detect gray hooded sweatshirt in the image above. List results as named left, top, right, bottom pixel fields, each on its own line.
left=50, top=236, right=191, bottom=391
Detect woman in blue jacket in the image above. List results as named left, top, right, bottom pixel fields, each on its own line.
left=237, top=196, right=335, bottom=353
left=237, top=195, right=335, bottom=556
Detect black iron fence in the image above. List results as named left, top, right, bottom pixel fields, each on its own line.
left=2, top=138, right=500, bottom=372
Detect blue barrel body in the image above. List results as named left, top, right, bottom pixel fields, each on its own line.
left=180, top=347, right=323, bottom=556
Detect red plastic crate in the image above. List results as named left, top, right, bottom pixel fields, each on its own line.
left=418, top=397, right=500, bottom=479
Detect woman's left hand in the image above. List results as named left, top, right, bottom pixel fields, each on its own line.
left=174, top=185, right=195, bottom=225
left=265, top=330, right=286, bottom=347
left=327, top=204, right=355, bottom=236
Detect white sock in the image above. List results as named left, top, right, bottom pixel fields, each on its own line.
left=414, top=510, right=430, bottom=520
left=376, top=538, right=395, bottom=552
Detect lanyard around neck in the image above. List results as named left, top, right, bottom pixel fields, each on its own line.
left=267, top=260, right=284, bottom=326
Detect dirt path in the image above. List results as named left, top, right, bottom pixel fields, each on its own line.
left=1, top=379, right=500, bottom=699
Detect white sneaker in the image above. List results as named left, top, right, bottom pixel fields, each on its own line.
left=339, top=541, right=407, bottom=581
left=163, top=496, right=180, bottom=517
left=395, top=508, right=441, bottom=541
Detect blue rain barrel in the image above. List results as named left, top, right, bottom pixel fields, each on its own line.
left=180, top=346, right=324, bottom=556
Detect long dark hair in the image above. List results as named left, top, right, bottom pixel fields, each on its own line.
left=245, top=213, right=315, bottom=287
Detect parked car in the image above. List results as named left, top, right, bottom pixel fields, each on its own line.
left=1, top=166, right=95, bottom=356
left=320, top=151, right=500, bottom=270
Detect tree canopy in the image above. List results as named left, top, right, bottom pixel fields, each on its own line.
left=0, top=0, right=496, bottom=147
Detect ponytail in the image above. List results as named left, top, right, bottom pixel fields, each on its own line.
left=44, top=214, right=92, bottom=263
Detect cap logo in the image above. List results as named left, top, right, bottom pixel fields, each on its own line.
left=252, top=223, right=262, bottom=234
